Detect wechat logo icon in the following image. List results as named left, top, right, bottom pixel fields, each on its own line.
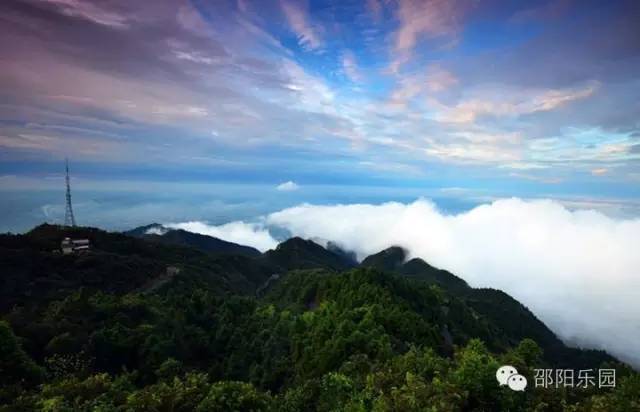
left=496, top=365, right=527, bottom=391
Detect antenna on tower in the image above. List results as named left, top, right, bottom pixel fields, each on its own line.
left=64, top=158, right=77, bottom=227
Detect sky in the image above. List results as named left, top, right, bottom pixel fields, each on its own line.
left=1, top=0, right=640, bottom=367
left=1, top=0, right=640, bottom=233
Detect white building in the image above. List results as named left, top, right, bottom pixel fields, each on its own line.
left=61, top=237, right=90, bottom=254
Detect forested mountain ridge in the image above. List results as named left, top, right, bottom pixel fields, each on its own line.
left=361, top=246, right=469, bottom=293
left=359, top=246, right=613, bottom=369
left=261, top=237, right=356, bottom=272
left=125, top=224, right=262, bottom=258
left=0, top=224, right=638, bottom=411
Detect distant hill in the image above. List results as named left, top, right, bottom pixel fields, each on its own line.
left=0, top=225, right=356, bottom=313
left=361, top=246, right=469, bottom=293
left=122, top=223, right=167, bottom=237
left=326, top=241, right=358, bottom=265
left=125, top=224, right=261, bottom=257
left=360, top=245, right=406, bottom=271
left=0, top=224, right=272, bottom=312
left=262, top=237, right=356, bottom=272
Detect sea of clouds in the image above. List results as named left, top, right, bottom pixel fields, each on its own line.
left=166, top=198, right=640, bottom=368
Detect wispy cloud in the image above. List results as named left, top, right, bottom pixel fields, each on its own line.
left=40, top=0, right=130, bottom=28
left=280, top=0, right=323, bottom=51
left=390, top=0, right=469, bottom=72
left=389, top=64, right=458, bottom=106
left=0, top=0, right=638, bottom=198
left=394, top=0, right=464, bottom=51
left=341, top=50, right=362, bottom=82
left=434, top=82, right=600, bottom=124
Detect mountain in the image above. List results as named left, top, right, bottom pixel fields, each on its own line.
left=0, top=224, right=636, bottom=411
left=122, top=223, right=167, bottom=237
left=0, top=226, right=357, bottom=314
left=0, top=224, right=272, bottom=312
left=358, top=246, right=614, bottom=369
left=261, top=237, right=356, bottom=272
left=361, top=246, right=469, bottom=293
left=360, top=245, right=406, bottom=271
left=125, top=224, right=261, bottom=257
left=325, top=241, right=358, bottom=265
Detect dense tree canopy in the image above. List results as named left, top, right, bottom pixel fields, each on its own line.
left=0, top=225, right=637, bottom=410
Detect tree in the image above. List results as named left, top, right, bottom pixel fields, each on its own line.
left=196, top=381, right=273, bottom=412
left=0, top=321, right=43, bottom=403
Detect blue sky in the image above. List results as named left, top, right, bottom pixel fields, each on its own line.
left=0, top=0, right=639, bottom=231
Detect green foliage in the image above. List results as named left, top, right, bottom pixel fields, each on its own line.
left=575, top=374, right=640, bottom=412
left=0, top=321, right=43, bottom=384
left=451, top=339, right=501, bottom=409
left=36, top=372, right=133, bottom=411
left=196, top=381, right=272, bottom=412
left=0, top=320, right=44, bottom=403
left=126, top=372, right=210, bottom=412
left=1, top=226, right=638, bottom=411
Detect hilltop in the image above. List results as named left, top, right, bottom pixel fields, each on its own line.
left=125, top=223, right=262, bottom=258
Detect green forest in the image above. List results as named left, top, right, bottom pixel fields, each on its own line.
left=0, top=224, right=638, bottom=411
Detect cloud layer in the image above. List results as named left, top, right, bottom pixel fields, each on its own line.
left=175, top=198, right=640, bottom=368
left=1, top=0, right=639, bottom=195
left=166, top=220, right=278, bottom=252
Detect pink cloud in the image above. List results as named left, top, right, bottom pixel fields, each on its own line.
left=40, top=0, right=129, bottom=28
left=434, top=82, right=599, bottom=124
left=280, top=0, right=323, bottom=50
left=367, top=0, right=383, bottom=22
left=386, top=0, right=471, bottom=73
left=425, top=65, right=458, bottom=92
left=389, top=64, right=458, bottom=106
left=342, top=51, right=362, bottom=82
left=395, top=0, right=463, bottom=51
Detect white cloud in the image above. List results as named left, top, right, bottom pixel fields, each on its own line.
left=499, top=162, right=548, bottom=170
left=166, top=220, right=278, bottom=252
left=164, top=198, right=640, bottom=367
left=263, top=198, right=640, bottom=368
left=145, top=226, right=169, bottom=235
left=276, top=180, right=300, bottom=191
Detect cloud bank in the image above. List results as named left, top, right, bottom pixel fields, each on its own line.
left=166, top=220, right=278, bottom=252
left=173, top=198, right=640, bottom=368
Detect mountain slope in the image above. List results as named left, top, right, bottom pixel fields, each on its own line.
left=261, top=237, right=356, bottom=272
left=361, top=246, right=469, bottom=293
left=360, top=246, right=406, bottom=272
left=0, top=224, right=273, bottom=312
left=1, top=225, right=636, bottom=411
left=358, top=246, right=615, bottom=369
left=125, top=224, right=261, bottom=257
